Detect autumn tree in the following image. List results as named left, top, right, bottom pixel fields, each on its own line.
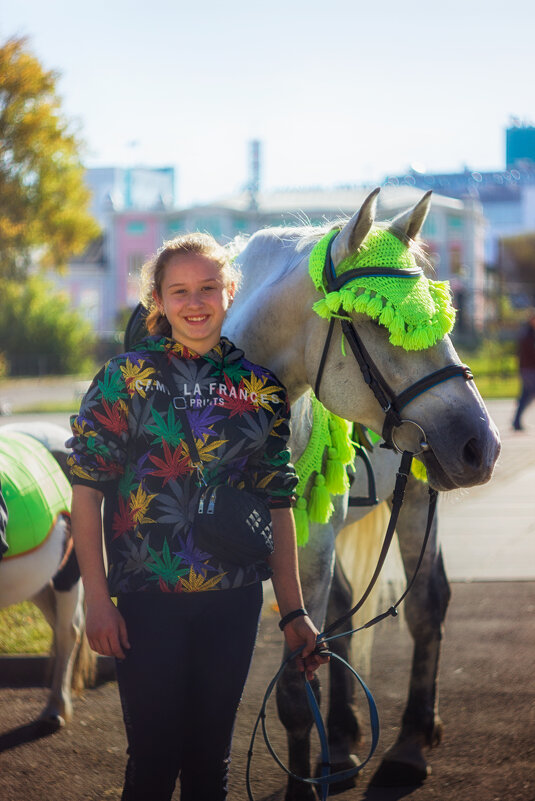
left=0, top=36, right=99, bottom=277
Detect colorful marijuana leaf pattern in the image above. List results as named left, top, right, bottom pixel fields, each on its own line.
left=146, top=405, right=184, bottom=447
left=179, top=566, right=226, bottom=592
left=120, top=358, right=157, bottom=398
left=68, top=334, right=297, bottom=596
left=148, top=441, right=192, bottom=485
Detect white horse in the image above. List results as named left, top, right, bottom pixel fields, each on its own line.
left=291, top=394, right=449, bottom=792
left=0, top=422, right=95, bottom=728
left=223, top=188, right=500, bottom=800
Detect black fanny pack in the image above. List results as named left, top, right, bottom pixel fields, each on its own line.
left=195, top=484, right=274, bottom=567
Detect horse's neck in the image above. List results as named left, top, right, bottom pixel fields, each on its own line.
left=224, top=233, right=314, bottom=401
left=287, top=392, right=314, bottom=461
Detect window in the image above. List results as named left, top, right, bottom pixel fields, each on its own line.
left=126, top=220, right=147, bottom=235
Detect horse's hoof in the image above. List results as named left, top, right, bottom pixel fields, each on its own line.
left=370, top=758, right=430, bottom=787
left=37, top=714, right=65, bottom=733
left=284, top=780, right=317, bottom=801
left=314, top=755, right=361, bottom=795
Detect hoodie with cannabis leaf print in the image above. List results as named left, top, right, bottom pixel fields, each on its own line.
left=67, top=336, right=298, bottom=596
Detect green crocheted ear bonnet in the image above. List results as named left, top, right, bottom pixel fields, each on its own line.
left=309, top=228, right=456, bottom=351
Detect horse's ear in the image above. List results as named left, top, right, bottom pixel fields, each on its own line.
left=390, top=190, right=432, bottom=242
left=331, top=187, right=380, bottom=265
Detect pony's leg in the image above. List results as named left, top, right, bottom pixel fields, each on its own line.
left=276, top=517, right=337, bottom=801
left=32, top=572, right=85, bottom=726
left=371, top=476, right=450, bottom=787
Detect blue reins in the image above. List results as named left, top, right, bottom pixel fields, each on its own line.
left=246, top=450, right=439, bottom=800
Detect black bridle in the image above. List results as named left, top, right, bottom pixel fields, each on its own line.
left=314, top=233, right=474, bottom=452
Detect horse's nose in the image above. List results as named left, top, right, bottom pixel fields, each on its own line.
left=462, top=420, right=501, bottom=478
left=462, top=436, right=483, bottom=470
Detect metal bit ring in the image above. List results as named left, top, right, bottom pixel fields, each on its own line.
left=391, top=419, right=430, bottom=456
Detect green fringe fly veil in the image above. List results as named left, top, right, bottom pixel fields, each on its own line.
left=292, top=398, right=428, bottom=546
left=293, top=396, right=355, bottom=546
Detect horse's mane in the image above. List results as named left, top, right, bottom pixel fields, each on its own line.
left=227, top=215, right=434, bottom=289
left=227, top=219, right=349, bottom=289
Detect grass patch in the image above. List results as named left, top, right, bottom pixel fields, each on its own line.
left=15, top=401, right=81, bottom=414
left=0, top=601, right=52, bottom=654
left=456, top=340, right=519, bottom=400
left=472, top=374, right=520, bottom=400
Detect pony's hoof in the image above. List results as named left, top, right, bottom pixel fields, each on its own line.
left=370, top=758, right=430, bottom=787
left=314, top=755, right=361, bottom=795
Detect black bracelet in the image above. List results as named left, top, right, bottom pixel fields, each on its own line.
left=279, top=607, right=308, bottom=631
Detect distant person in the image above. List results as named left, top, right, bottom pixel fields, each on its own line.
left=512, top=308, right=535, bottom=431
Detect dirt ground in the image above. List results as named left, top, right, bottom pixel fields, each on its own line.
left=0, top=581, right=533, bottom=801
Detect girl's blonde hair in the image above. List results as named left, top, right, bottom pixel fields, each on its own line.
left=139, top=232, right=242, bottom=337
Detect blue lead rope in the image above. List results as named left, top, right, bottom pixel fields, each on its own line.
left=245, top=637, right=380, bottom=801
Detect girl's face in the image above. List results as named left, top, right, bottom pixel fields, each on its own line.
left=153, top=254, right=235, bottom=354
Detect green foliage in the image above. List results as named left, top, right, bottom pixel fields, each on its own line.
left=0, top=274, right=96, bottom=375
left=457, top=338, right=517, bottom=376
left=0, top=36, right=99, bottom=277
left=456, top=338, right=520, bottom=398
left=0, top=601, right=52, bottom=654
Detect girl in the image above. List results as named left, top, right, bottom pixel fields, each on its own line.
left=68, top=233, right=325, bottom=801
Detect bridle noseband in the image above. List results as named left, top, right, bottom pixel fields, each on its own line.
left=314, top=234, right=474, bottom=452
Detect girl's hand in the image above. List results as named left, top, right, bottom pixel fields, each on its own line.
left=85, top=597, right=131, bottom=660
left=283, top=615, right=330, bottom=680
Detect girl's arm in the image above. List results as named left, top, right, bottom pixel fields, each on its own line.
left=269, top=507, right=328, bottom=679
left=71, top=484, right=130, bottom=660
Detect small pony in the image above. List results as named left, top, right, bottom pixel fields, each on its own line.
left=0, top=423, right=96, bottom=728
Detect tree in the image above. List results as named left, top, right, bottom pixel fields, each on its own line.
left=0, top=36, right=99, bottom=277
left=0, top=275, right=96, bottom=375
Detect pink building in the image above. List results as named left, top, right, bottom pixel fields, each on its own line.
left=111, top=213, right=163, bottom=311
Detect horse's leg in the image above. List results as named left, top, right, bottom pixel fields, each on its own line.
left=276, top=518, right=337, bottom=801
left=319, top=500, right=393, bottom=792
left=320, top=555, right=361, bottom=793
left=371, top=476, right=450, bottom=787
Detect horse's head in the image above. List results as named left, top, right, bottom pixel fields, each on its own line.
left=305, top=189, right=501, bottom=491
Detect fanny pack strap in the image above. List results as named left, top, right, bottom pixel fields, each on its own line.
left=157, top=355, right=203, bottom=472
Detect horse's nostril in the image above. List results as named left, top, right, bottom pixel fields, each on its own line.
left=463, top=437, right=482, bottom=469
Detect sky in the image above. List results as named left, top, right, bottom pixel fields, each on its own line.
left=2, top=0, right=534, bottom=206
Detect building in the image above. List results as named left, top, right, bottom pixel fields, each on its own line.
left=52, top=166, right=487, bottom=337
left=46, top=166, right=176, bottom=335
left=384, top=120, right=535, bottom=274
left=85, top=166, right=175, bottom=226
left=107, top=185, right=486, bottom=335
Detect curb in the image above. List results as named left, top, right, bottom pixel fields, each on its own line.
left=0, top=654, right=115, bottom=687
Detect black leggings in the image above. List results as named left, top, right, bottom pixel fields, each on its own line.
left=115, top=583, right=263, bottom=801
